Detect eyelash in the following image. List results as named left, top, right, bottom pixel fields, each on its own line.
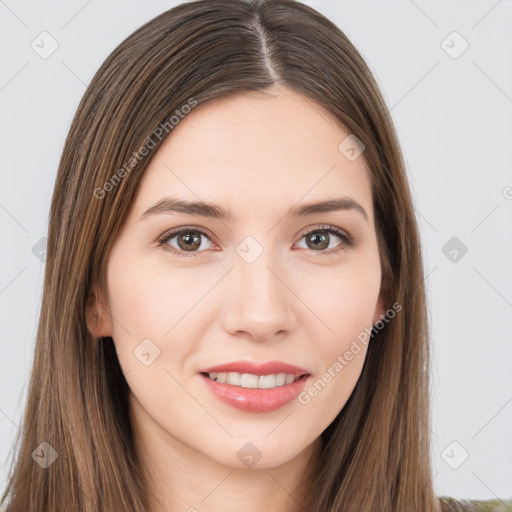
left=156, top=224, right=355, bottom=258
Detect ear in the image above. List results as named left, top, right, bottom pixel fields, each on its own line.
left=85, top=284, right=113, bottom=338
left=372, top=295, right=386, bottom=326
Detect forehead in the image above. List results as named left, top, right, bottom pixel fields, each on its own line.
left=131, top=85, right=374, bottom=224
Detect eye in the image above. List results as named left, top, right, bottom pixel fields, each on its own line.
left=295, top=225, right=355, bottom=256
left=157, top=227, right=216, bottom=258
left=157, top=224, right=355, bottom=258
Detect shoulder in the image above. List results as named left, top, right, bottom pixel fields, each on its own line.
left=439, top=496, right=512, bottom=512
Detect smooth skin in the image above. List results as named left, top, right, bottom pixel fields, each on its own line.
left=87, top=83, right=385, bottom=512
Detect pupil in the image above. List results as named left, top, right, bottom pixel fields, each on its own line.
left=309, top=232, right=328, bottom=250
left=179, top=232, right=200, bottom=250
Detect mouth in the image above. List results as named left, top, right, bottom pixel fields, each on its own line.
left=198, top=371, right=310, bottom=413
left=200, top=371, right=309, bottom=389
left=197, top=360, right=311, bottom=412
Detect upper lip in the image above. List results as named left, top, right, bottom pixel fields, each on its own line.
left=199, top=360, right=310, bottom=377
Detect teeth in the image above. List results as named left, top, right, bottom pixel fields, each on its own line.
left=241, top=373, right=258, bottom=388
left=285, top=374, right=295, bottom=385
left=206, top=371, right=303, bottom=389
left=227, top=372, right=241, bottom=386
left=258, top=374, right=276, bottom=389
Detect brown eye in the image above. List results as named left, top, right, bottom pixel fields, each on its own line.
left=305, top=231, right=330, bottom=250
left=296, top=226, right=355, bottom=255
left=175, top=231, right=202, bottom=251
left=157, top=224, right=355, bottom=258
left=158, top=228, right=215, bottom=257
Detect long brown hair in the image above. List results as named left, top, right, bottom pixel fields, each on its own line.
left=0, top=1, right=469, bottom=510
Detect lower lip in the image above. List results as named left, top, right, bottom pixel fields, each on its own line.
left=199, top=373, right=309, bottom=413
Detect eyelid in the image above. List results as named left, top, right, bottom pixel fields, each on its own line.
left=297, top=224, right=356, bottom=254
left=156, top=225, right=218, bottom=257
left=156, top=224, right=355, bottom=257
left=157, top=224, right=215, bottom=241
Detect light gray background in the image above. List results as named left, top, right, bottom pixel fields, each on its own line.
left=1, top=0, right=511, bottom=502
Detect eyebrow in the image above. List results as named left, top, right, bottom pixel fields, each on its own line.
left=140, top=196, right=369, bottom=223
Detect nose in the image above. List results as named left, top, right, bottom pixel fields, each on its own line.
left=220, top=249, right=297, bottom=342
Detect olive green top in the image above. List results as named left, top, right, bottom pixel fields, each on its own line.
left=439, top=497, right=512, bottom=511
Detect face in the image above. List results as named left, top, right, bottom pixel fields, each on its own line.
left=90, top=84, right=384, bottom=470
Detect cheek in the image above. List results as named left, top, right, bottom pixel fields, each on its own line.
left=106, top=251, right=187, bottom=339
left=105, top=250, right=214, bottom=381
left=297, top=284, right=374, bottom=426
left=104, top=257, right=192, bottom=415
left=104, top=251, right=171, bottom=375
left=107, top=272, right=164, bottom=340
left=299, top=253, right=381, bottom=343
left=313, top=286, right=374, bottom=395
left=296, top=255, right=380, bottom=408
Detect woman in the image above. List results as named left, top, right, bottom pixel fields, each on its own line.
left=1, top=1, right=510, bottom=511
